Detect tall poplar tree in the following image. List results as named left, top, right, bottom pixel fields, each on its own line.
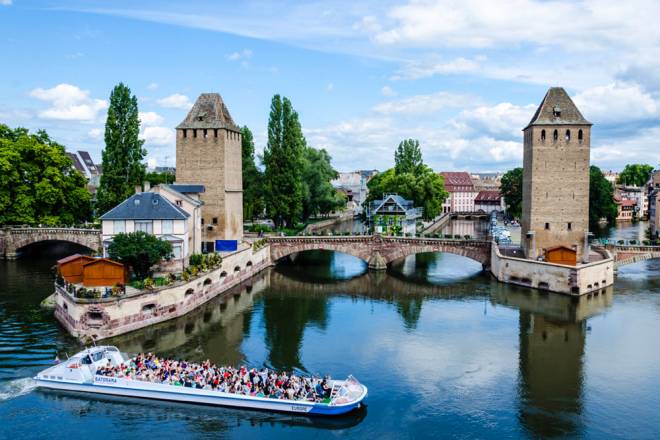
left=263, top=95, right=304, bottom=228
left=96, top=83, right=146, bottom=214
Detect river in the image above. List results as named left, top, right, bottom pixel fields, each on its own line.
left=0, top=223, right=658, bottom=439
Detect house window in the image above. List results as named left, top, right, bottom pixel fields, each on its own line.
left=135, top=220, right=153, bottom=234
left=545, top=222, right=550, bottom=230
left=162, top=219, right=173, bottom=234
left=172, top=245, right=182, bottom=259
left=113, top=220, right=125, bottom=234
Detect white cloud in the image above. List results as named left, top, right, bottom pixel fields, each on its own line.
left=381, top=86, right=396, bottom=97
left=392, top=56, right=481, bottom=80
left=456, top=102, right=536, bottom=138
left=147, top=82, right=159, bottom=91
left=372, top=91, right=476, bottom=115
left=139, top=111, right=165, bottom=127
left=30, top=83, right=107, bottom=122
left=0, top=0, right=12, bottom=6
left=573, top=82, right=658, bottom=124
left=88, top=128, right=103, bottom=140
left=226, top=49, right=252, bottom=61
left=156, top=93, right=192, bottom=110
left=142, top=126, right=174, bottom=146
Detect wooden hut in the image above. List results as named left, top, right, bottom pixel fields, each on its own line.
left=57, top=254, right=95, bottom=284
left=545, top=246, right=577, bottom=266
left=81, top=258, right=127, bottom=287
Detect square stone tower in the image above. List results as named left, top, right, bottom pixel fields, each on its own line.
left=175, top=93, right=243, bottom=247
left=521, top=87, right=592, bottom=260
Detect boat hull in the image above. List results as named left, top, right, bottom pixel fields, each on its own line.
left=34, top=377, right=366, bottom=416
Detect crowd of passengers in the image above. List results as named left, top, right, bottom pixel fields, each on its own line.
left=96, top=352, right=333, bottom=402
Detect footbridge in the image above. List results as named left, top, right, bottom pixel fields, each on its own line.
left=0, top=227, right=102, bottom=259
left=598, top=244, right=660, bottom=268
left=267, top=235, right=492, bottom=270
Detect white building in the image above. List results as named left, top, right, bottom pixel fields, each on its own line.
left=440, top=172, right=478, bottom=213
left=100, top=185, right=202, bottom=262
left=332, top=170, right=378, bottom=215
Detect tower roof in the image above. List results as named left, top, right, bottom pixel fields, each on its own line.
left=176, top=93, right=239, bottom=131
left=525, top=87, right=591, bottom=129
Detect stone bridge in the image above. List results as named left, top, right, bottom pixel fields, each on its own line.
left=0, top=227, right=102, bottom=259
left=267, top=235, right=492, bottom=269
left=600, top=244, right=660, bottom=268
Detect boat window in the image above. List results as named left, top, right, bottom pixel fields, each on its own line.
left=92, top=351, right=104, bottom=362
left=81, top=355, right=92, bottom=365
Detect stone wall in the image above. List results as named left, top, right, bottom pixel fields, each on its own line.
left=1, top=227, right=101, bottom=259
left=54, top=245, right=270, bottom=340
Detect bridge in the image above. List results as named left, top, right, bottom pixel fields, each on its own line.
left=0, top=227, right=102, bottom=259
left=267, top=235, right=492, bottom=270
left=597, top=244, right=660, bottom=268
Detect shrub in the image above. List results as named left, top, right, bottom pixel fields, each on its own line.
left=143, top=277, right=154, bottom=290
left=454, top=234, right=462, bottom=239
left=444, top=234, right=452, bottom=239
left=464, top=234, right=471, bottom=240
left=107, top=231, right=173, bottom=280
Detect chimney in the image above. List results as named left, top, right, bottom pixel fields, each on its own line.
left=144, top=181, right=151, bottom=192
left=135, top=184, right=142, bottom=194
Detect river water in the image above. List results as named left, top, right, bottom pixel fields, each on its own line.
left=0, top=223, right=659, bottom=439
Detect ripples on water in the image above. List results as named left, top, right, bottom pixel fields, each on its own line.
left=0, top=224, right=659, bottom=439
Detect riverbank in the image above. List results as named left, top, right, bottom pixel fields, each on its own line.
left=52, top=244, right=271, bottom=341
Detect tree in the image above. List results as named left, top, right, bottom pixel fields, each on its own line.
left=241, top=126, right=264, bottom=221
left=500, top=167, right=523, bottom=219
left=262, top=95, right=305, bottom=228
left=107, top=231, right=172, bottom=280
left=144, top=171, right=175, bottom=185
left=394, top=139, right=423, bottom=175
left=301, top=147, right=345, bottom=219
left=617, top=163, right=654, bottom=186
left=96, top=83, right=146, bottom=214
left=365, top=141, right=447, bottom=221
left=0, top=124, right=92, bottom=226
left=590, top=166, right=618, bottom=227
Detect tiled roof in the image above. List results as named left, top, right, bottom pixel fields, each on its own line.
left=475, top=190, right=501, bottom=202
left=440, top=172, right=475, bottom=192
left=100, top=192, right=189, bottom=220
left=526, top=87, right=591, bottom=128
left=176, top=93, right=239, bottom=130
left=168, top=184, right=205, bottom=194
left=67, top=153, right=86, bottom=174
left=78, top=151, right=100, bottom=175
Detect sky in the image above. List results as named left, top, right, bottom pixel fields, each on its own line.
left=1, top=0, right=659, bottom=173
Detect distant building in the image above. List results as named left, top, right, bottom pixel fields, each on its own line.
left=603, top=170, right=619, bottom=186
left=440, top=172, right=478, bottom=214
left=66, top=150, right=102, bottom=190
left=154, top=166, right=176, bottom=174
left=332, top=170, right=378, bottom=215
left=100, top=187, right=202, bottom=262
left=367, top=194, right=422, bottom=235
left=648, top=170, right=660, bottom=239
left=614, top=194, right=636, bottom=221
left=470, top=172, right=502, bottom=191
left=474, top=190, right=505, bottom=214
left=616, top=185, right=647, bottom=219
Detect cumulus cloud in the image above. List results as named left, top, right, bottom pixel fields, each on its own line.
left=139, top=111, right=165, bottom=127
left=142, top=126, right=174, bottom=146
left=88, top=127, right=103, bottom=140
left=372, top=91, right=477, bottom=115
left=157, top=93, right=192, bottom=110
left=392, top=56, right=482, bottom=80
left=456, top=102, right=536, bottom=138
left=30, top=83, right=107, bottom=122
left=573, top=82, right=658, bottom=124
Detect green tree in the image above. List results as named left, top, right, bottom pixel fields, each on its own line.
left=394, top=139, right=423, bottom=175
left=241, top=126, right=264, bottom=221
left=0, top=124, right=92, bottom=226
left=365, top=141, right=447, bottom=221
left=144, top=171, right=175, bottom=185
left=263, top=95, right=305, bottom=227
left=500, top=167, right=523, bottom=219
left=590, top=165, right=618, bottom=227
left=96, top=83, right=146, bottom=214
left=107, top=231, right=172, bottom=280
left=301, top=147, right=345, bottom=219
left=617, top=163, right=654, bottom=186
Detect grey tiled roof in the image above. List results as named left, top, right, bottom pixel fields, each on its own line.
left=176, top=93, right=239, bottom=131
left=526, top=87, right=591, bottom=128
left=100, top=192, right=189, bottom=220
left=67, top=153, right=86, bottom=173
left=169, top=184, right=205, bottom=194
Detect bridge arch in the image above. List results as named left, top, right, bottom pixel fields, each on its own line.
left=269, top=239, right=371, bottom=264
left=2, top=227, right=101, bottom=258
left=382, top=244, right=490, bottom=266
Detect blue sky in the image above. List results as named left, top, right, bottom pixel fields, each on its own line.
left=1, top=0, right=659, bottom=172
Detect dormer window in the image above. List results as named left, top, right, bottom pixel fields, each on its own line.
left=552, top=106, right=561, bottom=118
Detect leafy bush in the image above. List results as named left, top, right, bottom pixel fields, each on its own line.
left=454, top=234, right=462, bottom=239
left=464, top=234, right=471, bottom=240
left=107, top=231, right=173, bottom=280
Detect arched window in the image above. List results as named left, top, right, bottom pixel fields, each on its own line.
left=185, top=288, right=194, bottom=296
left=553, top=130, right=558, bottom=141
left=203, top=278, right=212, bottom=286
left=203, top=129, right=208, bottom=138
left=541, top=129, right=546, bottom=141
left=578, top=129, right=583, bottom=143
left=565, top=129, right=571, bottom=141
left=220, top=271, right=227, bottom=278
left=234, top=266, right=241, bottom=272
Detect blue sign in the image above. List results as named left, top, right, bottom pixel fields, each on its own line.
left=215, top=240, right=238, bottom=252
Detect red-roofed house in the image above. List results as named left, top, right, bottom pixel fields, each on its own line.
left=440, top=172, right=478, bottom=213
left=474, top=190, right=505, bottom=214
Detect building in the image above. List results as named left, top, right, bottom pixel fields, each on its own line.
left=331, top=170, right=378, bottom=215
left=440, top=172, right=478, bottom=214
left=603, top=170, right=619, bottom=186
left=57, top=254, right=127, bottom=288
left=175, top=93, right=243, bottom=250
left=615, top=185, right=647, bottom=219
left=100, top=189, right=200, bottom=262
left=474, top=190, right=505, bottom=214
left=649, top=170, right=660, bottom=239
left=614, top=195, right=636, bottom=221
left=471, top=172, right=502, bottom=191
left=152, top=183, right=204, bottom=257
left=367, top=194, right=422, bottom=235
left=67, top=150, right=102, bottom=191
left=521, top=87, right=591, bottom=260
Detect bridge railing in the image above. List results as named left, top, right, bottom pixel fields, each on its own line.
left=2, top=227, right=101, bottom=234
left=595, top=238, right=660, bottom=248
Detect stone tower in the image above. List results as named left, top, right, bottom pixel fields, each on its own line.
left=521, top=87, right=592, bottom=260
left=176, top=93, right=243, bottom=247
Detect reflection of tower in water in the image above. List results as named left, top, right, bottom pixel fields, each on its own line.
left=495, top=287, right=613, bottom=437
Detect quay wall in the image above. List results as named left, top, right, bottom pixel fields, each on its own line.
left=490, top=243, right=614, bottom=295
left=54, top=245, right=271, bottom=341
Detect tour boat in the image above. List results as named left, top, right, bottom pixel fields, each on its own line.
left=33, top=346, right=367, bottom=416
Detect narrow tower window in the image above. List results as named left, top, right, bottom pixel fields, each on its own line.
left=193, top=129, right=197, bottom=138
left=203, top=129, right=208, bottom=138
left=214, top=129, right=218, bottom=138
left=553, top=130, right=558, bottom=141
left=182, top=129, right=187, bottom=138
left=545, top=222, right=550, bottom=230
left=565, top=129, right=571, bottom=141
left=567, top=222, right=572, bottom=230
left=541, top=129, right=546, bottom=141
left=578, top=129, right=583, bottom=143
